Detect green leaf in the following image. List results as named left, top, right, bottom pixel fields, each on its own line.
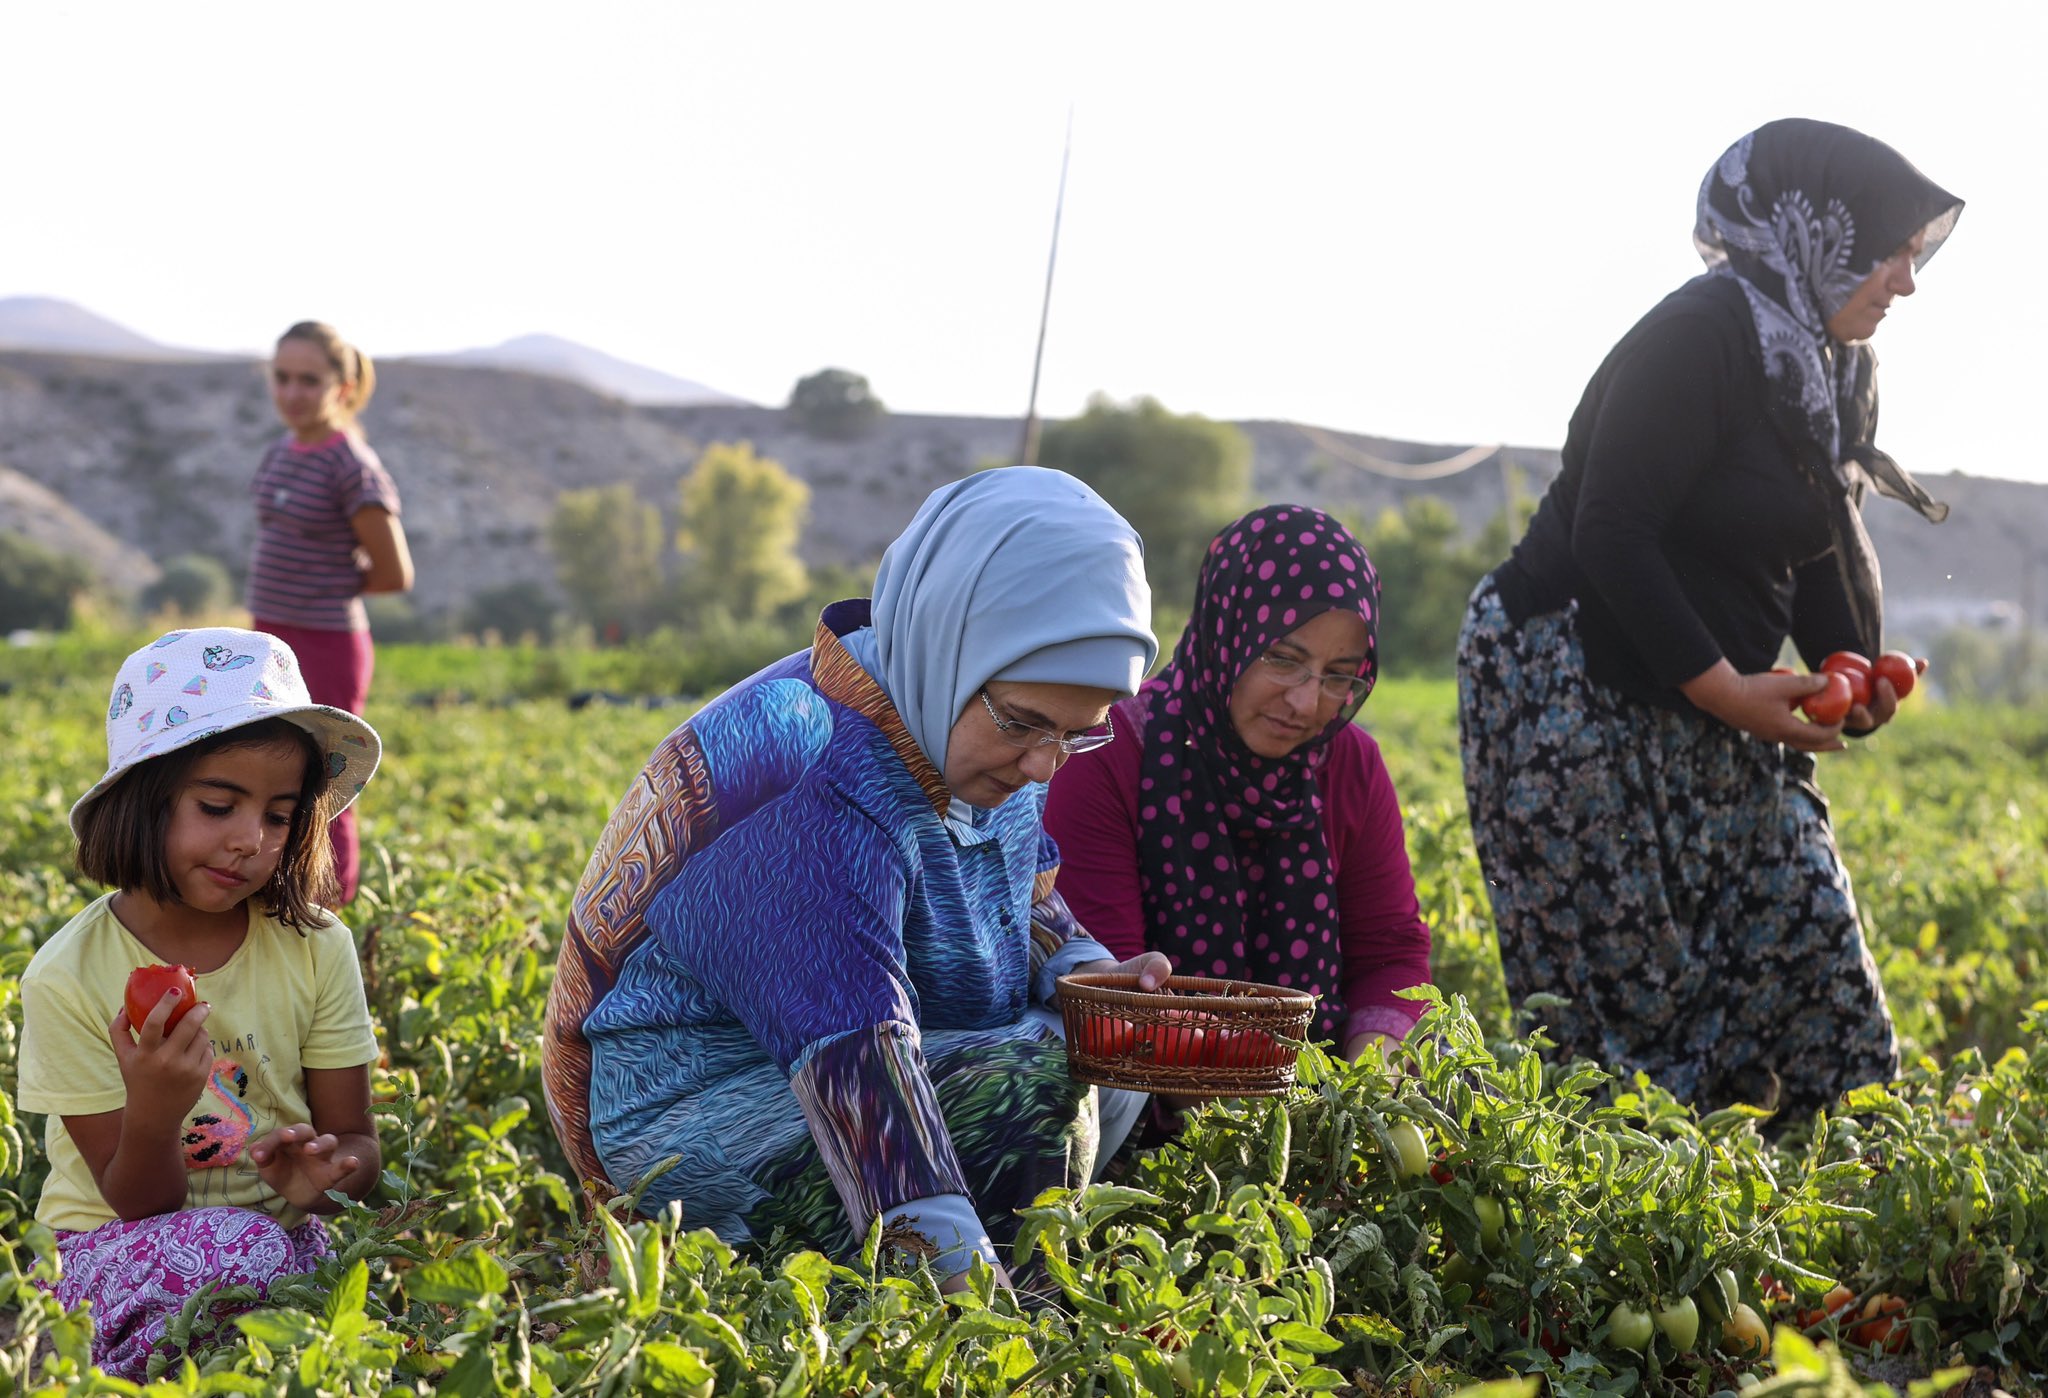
left=780, top=1249, right=831, bottom=1323
left=489, top=1095, right=532, bottom=1139
left=1269, top=1321, right=1340, bottom=1353
left=637, top=1340, right=718, bottom=1393
left=407, top=1249, right=511, bottom=1306
left=441, top=1336, right=500, bottom=1397
left=236, top=1310, right=322, bottom=1348
left=324, top=1259, right=369, bottom=1325
left=1333, top=1312, right=1404, bottom=1343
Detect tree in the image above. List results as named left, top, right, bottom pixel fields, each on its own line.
left=141, top=552, right=231, bottom=616
left=1353, top=495, right=1531, bottom=676
left=464, top=580, right=559, bottom=643
left=547, top=484, right=664, bottom=641
left=0, top=530, right=95, bottom=631
left=1037, top=394, right=1251, bottom=604
left=674, top=442, right=811, bottom=624
left=787, top=368, right=886, bottom=440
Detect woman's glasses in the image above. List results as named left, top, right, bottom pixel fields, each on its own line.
left=1254, top=651, right=1372, bottom=704
left=979, top=689, right=1116, bottom=755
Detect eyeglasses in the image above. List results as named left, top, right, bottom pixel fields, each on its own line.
left=979, top=689, right=1116, bottom=755
left=1254, top=651, right=1373, bottom=705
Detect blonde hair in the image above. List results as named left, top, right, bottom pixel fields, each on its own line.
left=277, top=320, right=376, bottom=421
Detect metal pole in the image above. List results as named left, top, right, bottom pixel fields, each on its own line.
left=1018, top=107, right=1073, bottom=467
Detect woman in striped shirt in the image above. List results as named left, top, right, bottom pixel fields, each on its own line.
left=247, top=321, right=414, bottom=904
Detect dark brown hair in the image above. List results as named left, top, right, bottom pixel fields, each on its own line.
left=74, top=719, right=339, bottom=927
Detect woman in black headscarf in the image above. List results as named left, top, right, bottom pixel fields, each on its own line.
left=1457, top=119, right=1962, bottom=1119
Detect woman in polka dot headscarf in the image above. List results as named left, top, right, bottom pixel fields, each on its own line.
left=1044, top=504, right=1433, bottom=1053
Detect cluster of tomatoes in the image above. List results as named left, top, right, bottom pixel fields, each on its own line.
left=1795, top=649, right=1919, bottom=726
left=1769, top=1277, right=1910, bottom=1352
left=1603, top=1271, right=1769, bottom=1359
left=1077, top=1011, right=1279, bottom=1070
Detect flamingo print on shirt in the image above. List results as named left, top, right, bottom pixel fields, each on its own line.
left=182, top=1059, right=255, bottom=1168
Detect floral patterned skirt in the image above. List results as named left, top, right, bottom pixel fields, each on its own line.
left=1455, top=573, right=1898, bottom=1119
left=47, top=1207, right=332, bottom=1380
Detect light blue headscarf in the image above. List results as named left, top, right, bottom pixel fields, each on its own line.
left=871, top=466, right=1157, bottom=775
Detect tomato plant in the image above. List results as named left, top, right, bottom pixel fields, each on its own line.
left=125, top=962, right=199, bottom=1032
left=7, top=643, right=2048, bottom=1392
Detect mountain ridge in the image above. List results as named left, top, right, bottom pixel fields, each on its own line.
left=0, top=345, right=2037, bottom=648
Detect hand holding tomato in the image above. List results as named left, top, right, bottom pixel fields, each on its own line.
left=1680, top=660, right=1844, bottom=752
left=107, top=984, right=214, bottom=1133
left=1813, top=649, right=1925, bottom=733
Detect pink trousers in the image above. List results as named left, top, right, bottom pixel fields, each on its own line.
left=252, top=620, right=376, bottom=903
left=50, top=1208, right=333, bottom=1379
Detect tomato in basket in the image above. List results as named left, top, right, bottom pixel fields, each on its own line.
left=1078, top=1017, right=1138, bottom=1057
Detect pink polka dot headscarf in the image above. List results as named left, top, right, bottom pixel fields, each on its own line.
left=1134, top=505, right=1379, bottom=1039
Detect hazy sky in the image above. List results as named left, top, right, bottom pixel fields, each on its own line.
left=4, top=3, right=2039, bottom=481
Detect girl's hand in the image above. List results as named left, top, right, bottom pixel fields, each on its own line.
left=107, top=997, right=213, bottom=1133
left=250, top=1123, right=363, bottom=1212
left=1073, top=950, right=1172, bottom=991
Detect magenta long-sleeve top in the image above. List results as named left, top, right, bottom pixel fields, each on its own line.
left=1041, top=695, right=1433, bottom=1046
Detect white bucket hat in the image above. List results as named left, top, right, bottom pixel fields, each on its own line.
left=70, top=627, right=382, bottom=839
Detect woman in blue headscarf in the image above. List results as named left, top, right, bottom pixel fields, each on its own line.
left=543, top=467, right=1165, bottom=1288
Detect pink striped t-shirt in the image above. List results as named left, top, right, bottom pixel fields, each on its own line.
left=246, top=431, right=400, bottom=631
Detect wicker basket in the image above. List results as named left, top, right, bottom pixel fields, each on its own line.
left=1055, top=973, right=1318, bottom=1097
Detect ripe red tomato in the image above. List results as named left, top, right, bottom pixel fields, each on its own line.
left=1800, top=671, right=1854, bottom=725
left=1819, top=651, right=1873, bottom=706
left=125, top=963, right=199, bottom=1032
left=1873, top=651, right=1918, bottom=700
left=1143, top=1018, right=1211, bottom=1066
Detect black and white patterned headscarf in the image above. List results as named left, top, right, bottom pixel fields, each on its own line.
left=1695, top=118, right=1963, bottom=653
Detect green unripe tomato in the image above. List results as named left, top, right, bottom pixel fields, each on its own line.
left=1946, top=1190, right=1973, bottom=1232
left=1607, top=1301, right=1654, bottom=1352
left=1697, top=1266, right=1739, bottom=1324
left=1474, top=1195, right=1507, bottom=1251
left=1654, top=1295, right=1700, bottom=1351
left=1388, top=1121, right=1430, bottom=1180
left=1171, top=1351, right=1196, bottom=1393
left=1440, top=1253, right=1486, bottom=1291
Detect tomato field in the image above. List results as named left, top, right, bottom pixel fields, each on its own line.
left=2, top=635, right=2046, bottom=1395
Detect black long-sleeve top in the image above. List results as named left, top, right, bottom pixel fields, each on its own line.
left=1495, top=275, right=1866, bottom=715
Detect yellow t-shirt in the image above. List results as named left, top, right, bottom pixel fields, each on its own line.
left=17, top=893, right=380, bottom=1232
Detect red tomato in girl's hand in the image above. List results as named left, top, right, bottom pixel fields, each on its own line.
left=1800, top=671, right=1855, bottom=725
left=1079, top=1017, right=1136, bottom=1057
left=125, top=963, right=200, bottom=1032
left=1819, top=651, right=1873, bottom=706
left=1873, top=651, right=1918, bottom=699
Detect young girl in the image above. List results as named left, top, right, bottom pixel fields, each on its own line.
left=18, top=626, right=385, bottom=1379
left=248, top=320, right=414, bottom=904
